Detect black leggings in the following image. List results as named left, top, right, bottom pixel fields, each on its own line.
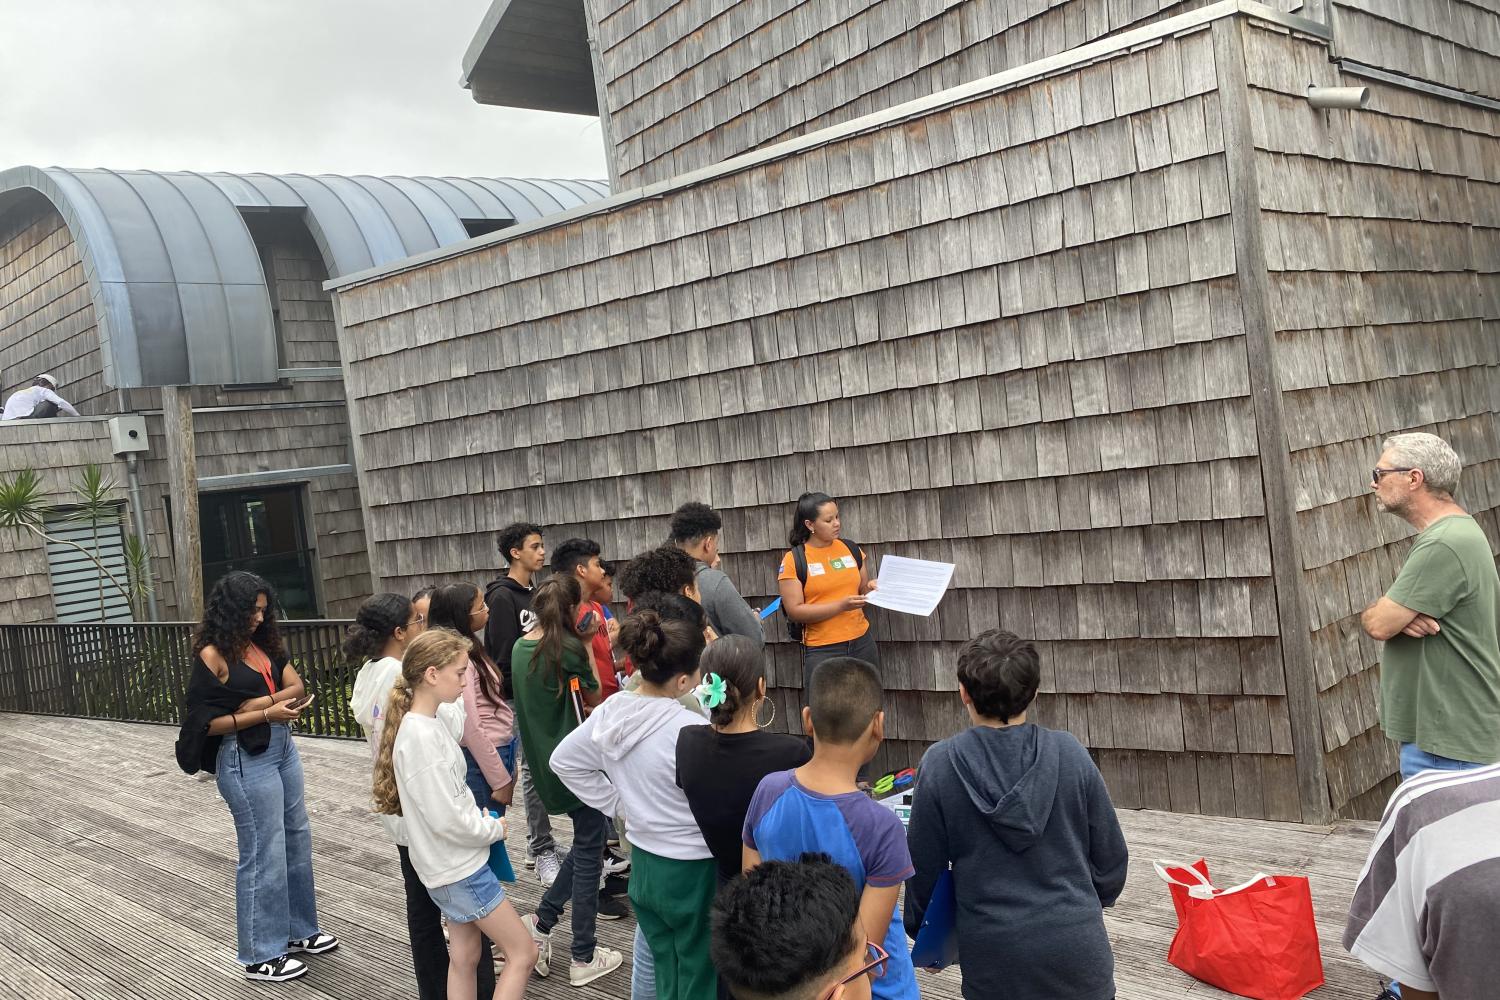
left=398, top=845, right=496, bottom=999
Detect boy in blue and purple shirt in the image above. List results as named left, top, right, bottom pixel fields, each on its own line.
left=741, top=656, right=918, bottom=1000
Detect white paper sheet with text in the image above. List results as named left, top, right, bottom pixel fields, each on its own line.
left=865, top=555, right=956, bottom=616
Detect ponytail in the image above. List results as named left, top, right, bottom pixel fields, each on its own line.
left=372, top=675, right=412, bottom=815
left=343, top=592, right=412, bottom=665
left=700, top=635, right=765, bottom=726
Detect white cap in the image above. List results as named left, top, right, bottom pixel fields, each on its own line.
left=35, top=373, right=57, bottom=387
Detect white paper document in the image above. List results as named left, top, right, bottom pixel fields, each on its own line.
left=865, top=555, right=956, bottom=617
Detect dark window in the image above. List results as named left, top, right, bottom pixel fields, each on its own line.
left=199, top=486, right=320, bottom=619
left=463, top=219, right=510, bottom=239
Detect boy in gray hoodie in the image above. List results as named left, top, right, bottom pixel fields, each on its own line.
left=669, top=501, right=765, bottom=646
left=904, top=629, right=1128, bottom=1000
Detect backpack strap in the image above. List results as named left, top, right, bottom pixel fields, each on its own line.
left=794, top=542, right=862, bottom=583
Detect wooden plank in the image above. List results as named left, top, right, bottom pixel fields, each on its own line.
left=0, top=714, right=1384, bottom=1000
left=160, top=386, right=203, bottom=622
left=1211, top=18, right=1331, bottom=823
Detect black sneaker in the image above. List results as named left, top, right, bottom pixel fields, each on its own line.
left=602, top=846, right=631, bottom=877
left=596, top=891, right=631, bottom=921
left=288, top=933, right=340, bottom=955
left=245, top=955, right=308, bottom=981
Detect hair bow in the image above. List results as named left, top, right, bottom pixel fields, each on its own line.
left=696, top=672, right=728, bottom=710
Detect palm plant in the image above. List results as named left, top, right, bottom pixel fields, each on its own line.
left=0, top=464, right=150, bottom=616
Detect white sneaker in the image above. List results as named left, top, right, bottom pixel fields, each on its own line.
left=244, top=955, right=307, bottom=982
left=520, top=914, right=551, bottom=978
left=569, top=945, right=623, bottom=986
left=535, top=850, right=562, bottom=888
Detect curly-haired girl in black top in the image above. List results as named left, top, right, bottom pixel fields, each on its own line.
left=178, top=571, right=337, bottom=982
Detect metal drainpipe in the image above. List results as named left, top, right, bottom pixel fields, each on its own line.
left=125, top=452, right=160, bottom=620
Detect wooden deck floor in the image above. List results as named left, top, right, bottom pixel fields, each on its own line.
left=0, top=713, right=1386, bottom=999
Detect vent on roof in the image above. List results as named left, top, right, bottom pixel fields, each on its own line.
left=463, top=218, right=510, bottom=239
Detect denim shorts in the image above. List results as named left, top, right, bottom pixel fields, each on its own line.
left=426, top=864, right=506, bottom=923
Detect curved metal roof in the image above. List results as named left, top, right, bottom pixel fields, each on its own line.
left=0, top=166, right=608, bottom=387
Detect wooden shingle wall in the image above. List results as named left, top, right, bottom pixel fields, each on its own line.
left=1330, top=0, right=1500, bottom=102
left=335, top=21, right=1322, bottom=820
left=0, top=195, right=106, bottom=415
left=588, top=0, right=1311, bottom=189
left=0, top=421, right=129, bottom=623
left=1242, top=23, right=1500, bottom=816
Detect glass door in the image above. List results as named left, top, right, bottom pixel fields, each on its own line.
left=199, top=486, right=320, bottom=618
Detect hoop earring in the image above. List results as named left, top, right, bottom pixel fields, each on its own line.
left=755, top=696, right=776, bottom=729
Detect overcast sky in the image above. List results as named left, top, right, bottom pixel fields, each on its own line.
left=0, top=0, right=609, bottom=180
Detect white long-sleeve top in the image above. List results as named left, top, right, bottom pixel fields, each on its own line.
left=550, top=690, right=712, bottom=861
left=392, top=712, right=506, bottom=887
left=350, top=656, right=466, bottom=847
left=1, top=385, right=80, bottom=419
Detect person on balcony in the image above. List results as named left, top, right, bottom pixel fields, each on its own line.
left=1, top=373, right=80, bottom=419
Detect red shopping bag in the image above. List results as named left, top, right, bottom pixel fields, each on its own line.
left=1154, top=859, right=1324, bottom=1000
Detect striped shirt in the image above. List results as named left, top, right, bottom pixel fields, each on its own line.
left=1343, top=763, right=1500, bottom=998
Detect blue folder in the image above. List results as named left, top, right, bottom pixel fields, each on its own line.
left=759, top=597, right=782, bottom=620
left=909, top=867, right=958, bottom=970
left=486, top=811, right=517, bottom=883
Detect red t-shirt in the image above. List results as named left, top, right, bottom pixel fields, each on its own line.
left=580, top=602, right=620, bottom=699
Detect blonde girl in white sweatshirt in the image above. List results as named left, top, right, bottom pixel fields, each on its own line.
left=372, top=628, right=537, bottom=1000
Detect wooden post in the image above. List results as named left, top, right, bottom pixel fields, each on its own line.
left=1213, top=18, right=1332, bottom=824
left=161, top=386, right=203, bottom=623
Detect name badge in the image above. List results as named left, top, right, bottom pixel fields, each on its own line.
left=807, top=562, right=827, bottom=576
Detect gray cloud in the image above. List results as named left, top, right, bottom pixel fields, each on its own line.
left=0, top=0, right=608, bottom=180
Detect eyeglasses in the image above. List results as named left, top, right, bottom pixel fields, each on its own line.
left=406, top=614, right=425, bottom=627
left=820, top=941, right=889, bottom=1000
left=1371, top=467, right=1415, bottom=484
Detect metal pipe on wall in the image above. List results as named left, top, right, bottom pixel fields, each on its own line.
left=124, top=453, right=160, bottom=620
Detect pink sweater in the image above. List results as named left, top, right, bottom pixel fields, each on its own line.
left=460, top=653, right=516, bottom=791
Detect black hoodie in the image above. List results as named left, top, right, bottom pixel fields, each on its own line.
left=483, top=575, right=535, bottom=700
left=903, top=723, right=1128, bottom=1000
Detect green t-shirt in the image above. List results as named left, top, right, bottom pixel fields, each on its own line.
left=1381, top=514, right=1500, bottom=764
left=511, top=636, right=598, bottom=815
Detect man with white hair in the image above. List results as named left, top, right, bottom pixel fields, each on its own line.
left=1, top=373, right=80, bottom=420
left=1360, top=431, right=1500, bottom=782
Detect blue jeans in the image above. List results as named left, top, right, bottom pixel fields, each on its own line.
left=463, top=736, right=519, bottom=816
left=1399, top=743, right=1485, bottom=780
left=427, top=864, right=508, bottom=923
left=632, top=924, right=656, bottom=1000
left=217, top=724, right=320, bottom=965
left=535, top=804, right=608, bottom=962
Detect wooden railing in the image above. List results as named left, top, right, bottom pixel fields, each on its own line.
left=0, top=620, right=361, bottom=739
